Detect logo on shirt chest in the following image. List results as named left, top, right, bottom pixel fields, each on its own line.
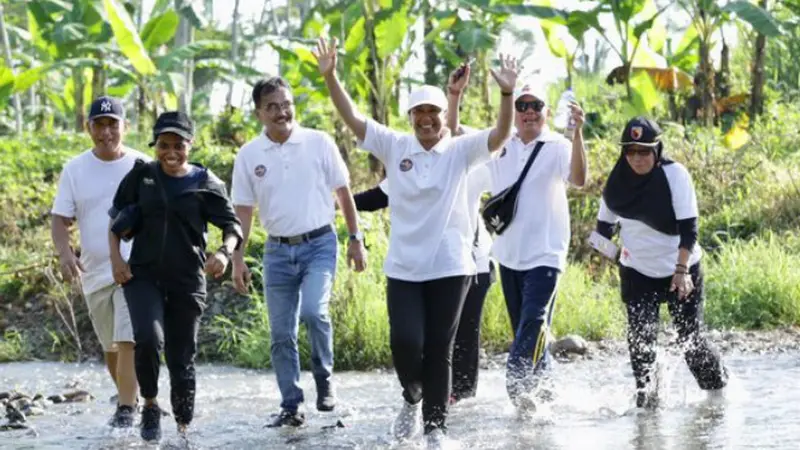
left=254, top=164, right=267, bottom=178
left=399, top=158, right=414, bottom=172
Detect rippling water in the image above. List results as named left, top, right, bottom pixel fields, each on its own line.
left=1, top=351, right=799, bottom=449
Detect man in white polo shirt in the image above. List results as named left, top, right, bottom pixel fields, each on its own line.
left=465, top=81, right=588, bottom=411
left=314, top=37, right=517, bottom=447
left=230, top=76, right=366, bottom=428
left=51, top=96, right=150, bottom=428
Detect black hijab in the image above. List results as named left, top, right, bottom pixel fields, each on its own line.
left=602, top=117, right=679, bottom=236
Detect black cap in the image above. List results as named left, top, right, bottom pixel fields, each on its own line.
left=620, top=116, right=662, bottom=147
left=88, top=96, right=125, bottom=121
left=149, top=111, right=194, bottom=147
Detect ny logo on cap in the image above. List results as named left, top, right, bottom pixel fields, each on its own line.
left=631, top=126, right=643, bottom=140
left=101, top=101, right=112, bottom=112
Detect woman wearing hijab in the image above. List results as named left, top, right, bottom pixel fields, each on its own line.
left=595, top=117, right=728, bottom=408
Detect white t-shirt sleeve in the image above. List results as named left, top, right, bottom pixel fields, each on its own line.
left=597, top=197, right=619, bottom=223
left=378, top=179, right=390, bottom=195
left=51, top=164, right=76, bottom=218
left=359, top=119, right=401, bottom=164
left=455, top=128, right=493, bottom=170
left=322, top=133, right=350, bottom=190
left=667, top=163, right=699, bottom=220
left=558, top=139, right=572, bottom=183
left=230, top=150, right=256, bottom=207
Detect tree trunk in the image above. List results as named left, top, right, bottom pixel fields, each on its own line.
left=74, top=69, right=85, bottom=132
left=698, top=37, right=715, bottom=127
left=92, top=54, right=107, bottom=100
left=226, top=0, right=241, bottom=106
left=718, top=37, right=730, bottom=99
left=423, top=0, right=437, bottom=86
left=176, top=2, right=194, bottom=115
left=365, top=1, right=384, bottom=175
left=0, top=3, right=22, bottom=134
left=749, top=0, right=768, bottom=122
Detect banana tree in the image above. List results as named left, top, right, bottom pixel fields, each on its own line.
left=0, top=2, right=21, bottom=134
left=677, top=0, right=783, bottom=126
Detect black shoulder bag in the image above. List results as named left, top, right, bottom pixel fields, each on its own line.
left=480, top=141, right=545, bottom=235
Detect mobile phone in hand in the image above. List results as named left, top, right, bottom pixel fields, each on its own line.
left=588, top=230, right=618, bottom=260
left=454, top=57, right=475, bottom=80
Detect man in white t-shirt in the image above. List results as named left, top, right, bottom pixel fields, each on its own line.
left=471, top=82, right=588, bottom=411
left=51, top=96, right=151, bottom=428
left=230, top=76, right=366, bottom=428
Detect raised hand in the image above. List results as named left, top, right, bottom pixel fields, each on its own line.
left=313, top=37, right=338, bottom=77
left=448, top=60, right=472, bottom=95
left=490, top=54, right=520, bottom=94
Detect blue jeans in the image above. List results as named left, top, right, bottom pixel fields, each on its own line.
left=499, top=265, right=560, bottom=401
left=263, top=230, right=337, bottom=412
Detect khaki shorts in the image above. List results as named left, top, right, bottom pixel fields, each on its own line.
left=84, top=284, right=134, bottom=352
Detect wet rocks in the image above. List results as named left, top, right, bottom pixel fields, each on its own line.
left=550, top=335, right=588, bottom=357
left=62, top=390, right=94, bottom=403
left=0, top=388, right=96, bottom=432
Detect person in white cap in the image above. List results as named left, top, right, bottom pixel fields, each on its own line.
left=313, top=37, right=518, bottom=447
left=449, top=76, right=589, bottom=413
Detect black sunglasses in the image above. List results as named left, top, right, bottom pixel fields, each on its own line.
left=515, top=100, right=545, bottom=113
left=623, top=147, right=655, bottom=157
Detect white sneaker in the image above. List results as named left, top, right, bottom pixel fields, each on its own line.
left=391, top=400, right=422, bottom=441
left=426, top=428, right=461, bottom=450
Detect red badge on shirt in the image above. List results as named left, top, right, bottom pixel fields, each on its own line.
left=399, top=159, right=413, bottom=172
left=254, top=164, right=266, bottom=178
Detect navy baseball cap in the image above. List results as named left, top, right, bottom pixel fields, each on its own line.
left=149, top=111, right=194, bottom=147
left=620, top=116, right=662, bottom=147
left=88, top=96, right=125, bottom=121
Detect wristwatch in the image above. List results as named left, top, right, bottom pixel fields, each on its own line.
left=349, top=231, right=364, bottom=243
left=216, top=245, right=232, bottom=259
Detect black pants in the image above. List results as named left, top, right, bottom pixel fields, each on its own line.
left=124, top=274, right=204, bottom=425
left=386, top=275, right=471, bottom=433
left=451, top=270, right=493, bottom=401
left=620, top=263, right=728, bottom=393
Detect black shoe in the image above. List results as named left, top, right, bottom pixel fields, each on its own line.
left=109, top=404, right=135, bottom=428
left=635, top=390, right=659, bottom=409
left=316, top=379, right=336, bottom=412
left=140, top=405, right=162, bottom=442
left=266, top=409, right=306, bottom=428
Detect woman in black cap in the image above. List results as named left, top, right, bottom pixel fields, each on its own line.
left=108, top=111, right=243, bottom=441
left=595, top=116, right=728, bottom=408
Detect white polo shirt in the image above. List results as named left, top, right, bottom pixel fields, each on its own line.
left=597, top=162, right=703, bottom=278
left=360, top=119, right=493, bottom=282
left=231, top=126, right=349, bottom=237
left=51, top=147, right=151, bottom=295
left=488, top=129, right=573, bottom=271
left=378, top=162, right=494, bottom=274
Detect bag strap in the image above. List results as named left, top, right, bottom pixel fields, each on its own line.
left=513, top=140, right=546, bottom=189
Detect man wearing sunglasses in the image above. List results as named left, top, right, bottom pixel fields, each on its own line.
left=450, top=81, right=588, bottom=414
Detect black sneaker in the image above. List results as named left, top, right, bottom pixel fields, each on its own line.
left=109, top=405, right=135, bottom=428
left=140, top=404, right=162, bottom=442
left=316, top=382, right=336, bottom=412
left=265, top=409, right=306, bottom=428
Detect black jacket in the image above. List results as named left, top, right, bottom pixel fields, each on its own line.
left=109, top=159, right=243, bottom=292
